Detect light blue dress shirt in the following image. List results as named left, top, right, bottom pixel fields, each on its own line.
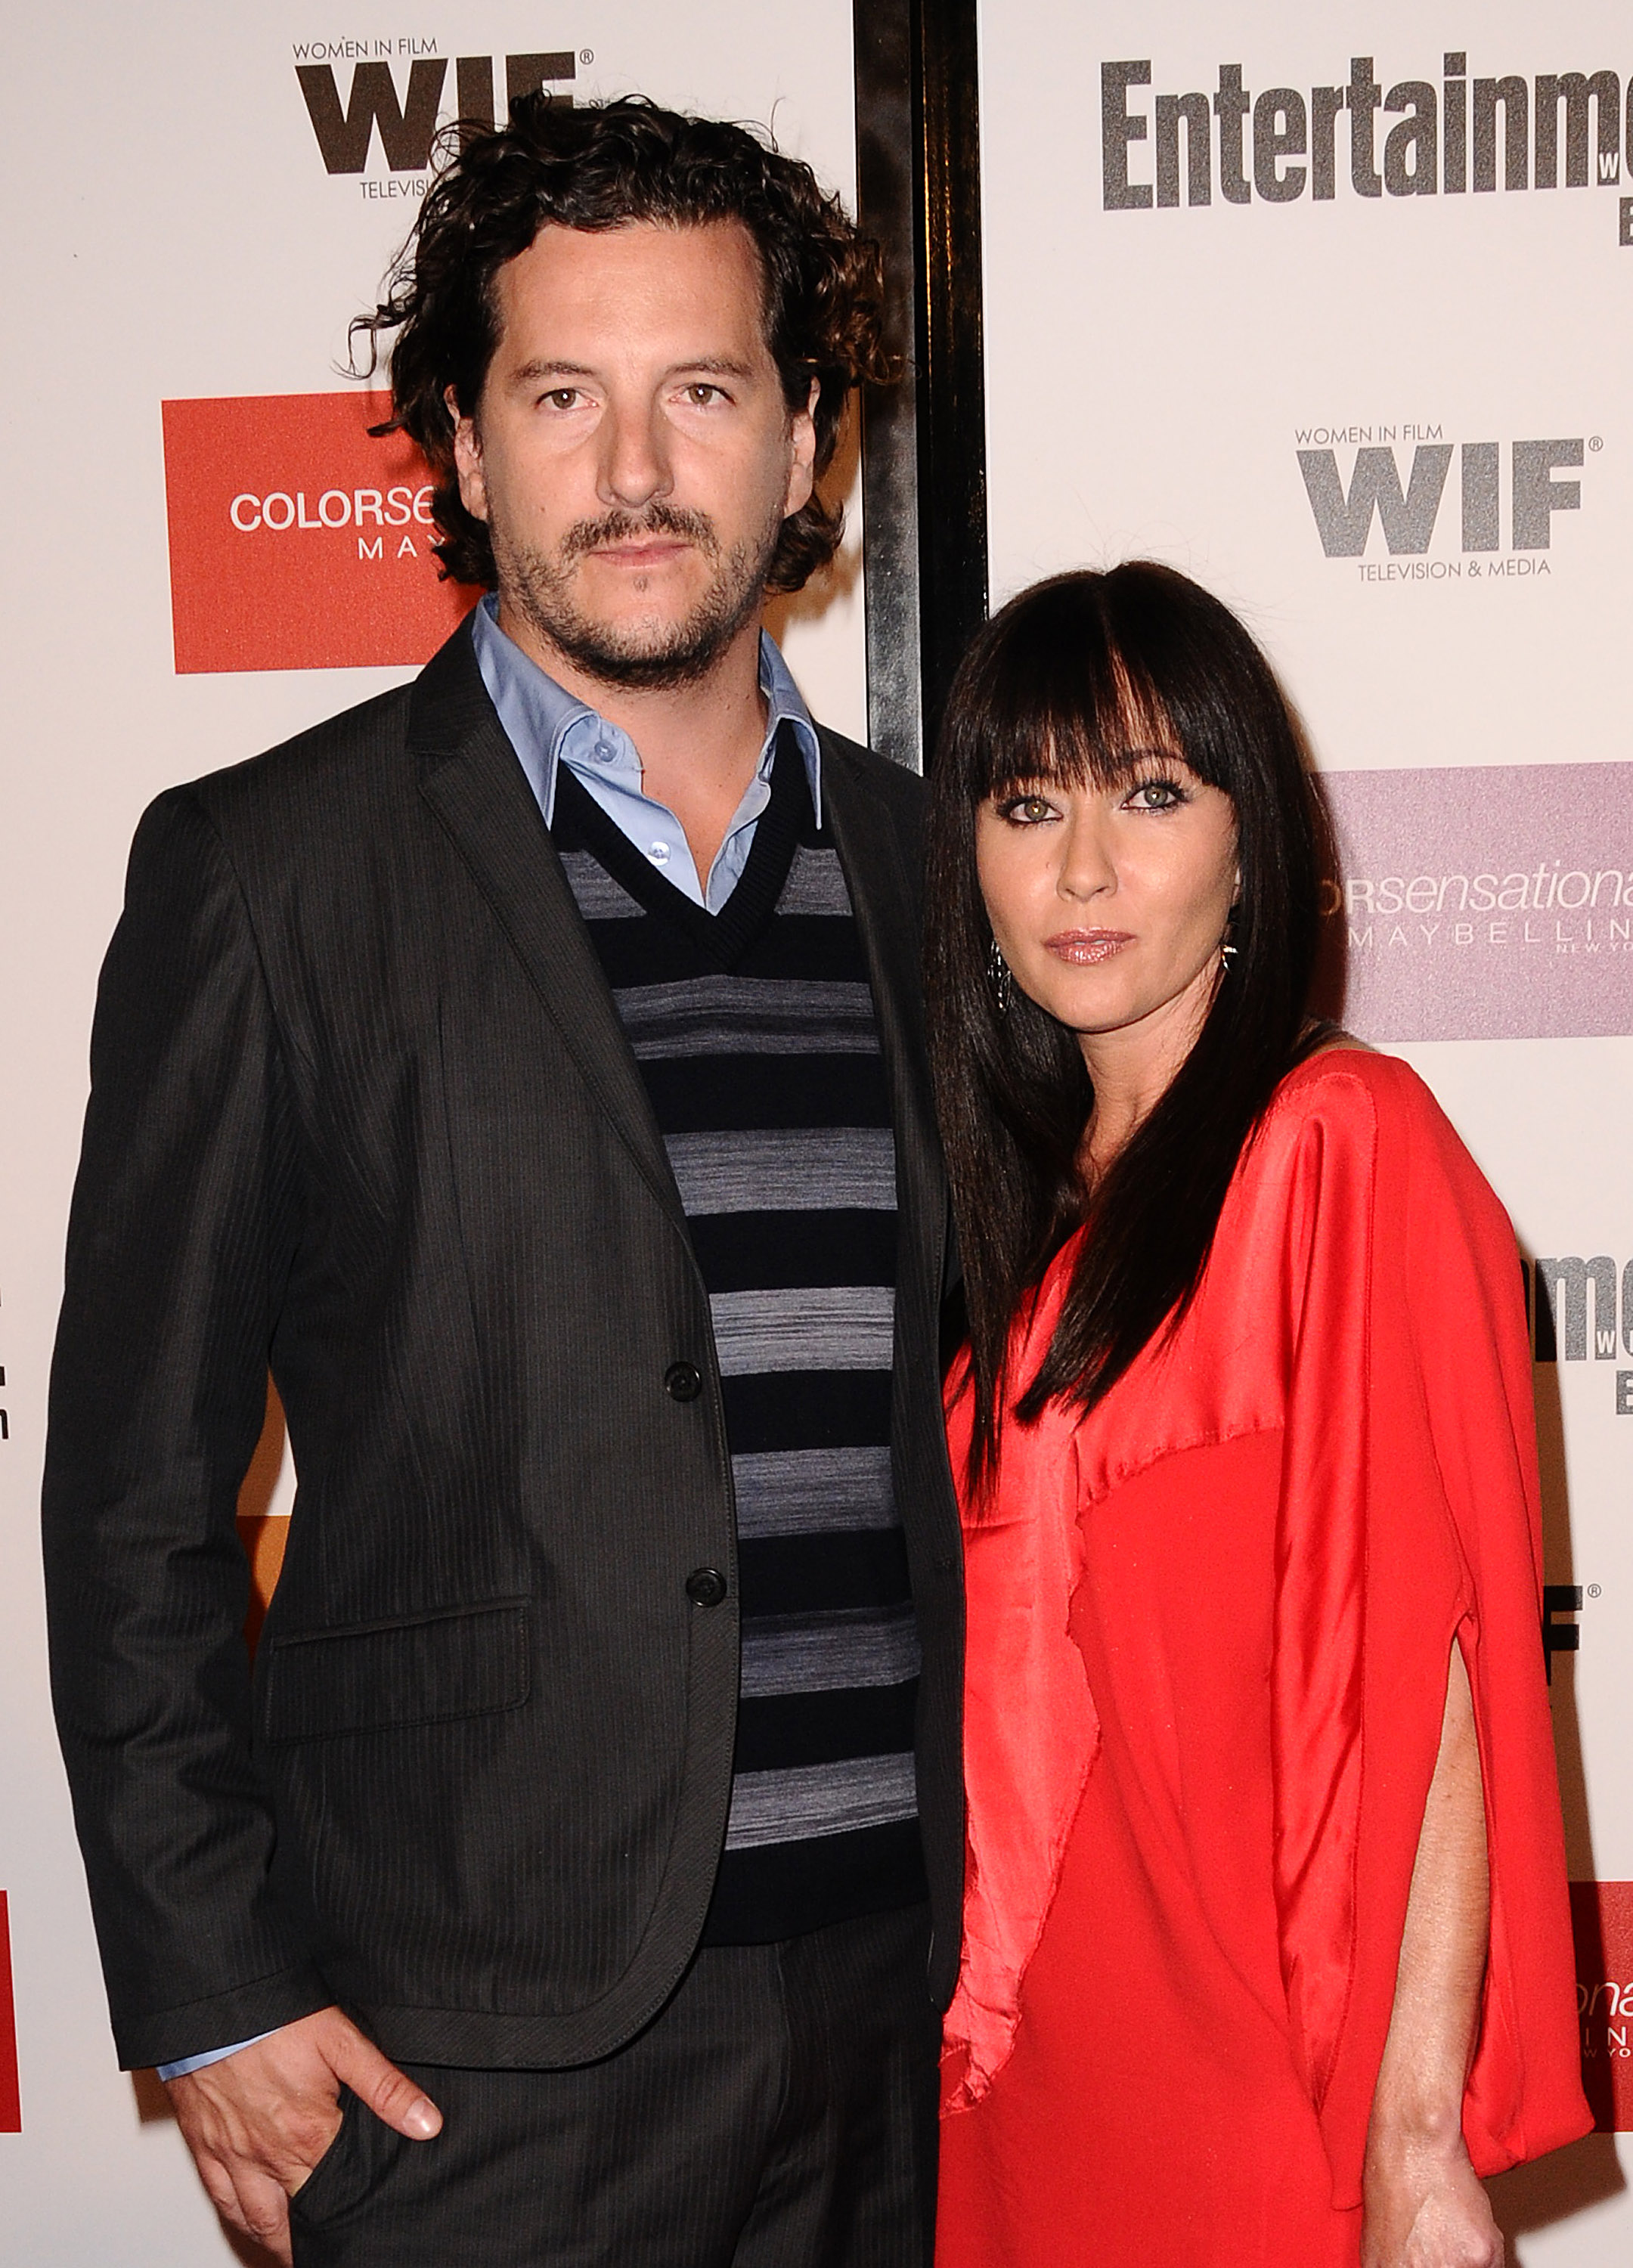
left=470, top=593, right=823, bottom=908
left=155, top=603, right=822, bottom=2084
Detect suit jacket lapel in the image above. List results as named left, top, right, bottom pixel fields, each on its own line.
left=818, top=733, right=948, bottom=1316
left=410, top=626, right=687, bottom=1232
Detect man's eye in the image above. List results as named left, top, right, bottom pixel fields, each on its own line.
left=544, top=389, right=582, bottom=410
left=684, top=384, right=725, bottom=406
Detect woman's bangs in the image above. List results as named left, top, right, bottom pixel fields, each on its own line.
left=978, top=642, right=1170, bottom=801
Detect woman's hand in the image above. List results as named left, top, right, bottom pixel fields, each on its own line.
left=1362, top=2124, right=1502, bottom=2266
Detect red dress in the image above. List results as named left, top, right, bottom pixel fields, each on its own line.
left=937, top=1051, right=1590, bottom=2267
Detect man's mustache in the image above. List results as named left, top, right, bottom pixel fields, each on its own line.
left=559, top=506, right=720, bottom=565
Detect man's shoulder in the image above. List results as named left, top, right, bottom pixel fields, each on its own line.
left=815, top=723, right=926, bottom=825
left=187, top=681, right=419, bottom=829
left=184, top=620, right=484, bottom=833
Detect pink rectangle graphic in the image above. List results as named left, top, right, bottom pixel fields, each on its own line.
left=1315, top=763, right=1633, bottom=1042
left=1571, top=1881, right=1633, bottom=2131
left=0, top=1892, right=19, bottom=2132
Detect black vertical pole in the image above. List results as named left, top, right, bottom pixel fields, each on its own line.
left=910, top=0, right=988, bottom=759
left=852, top=0, right=923, bottom=769
left=854, top=0, right=988, bottom=770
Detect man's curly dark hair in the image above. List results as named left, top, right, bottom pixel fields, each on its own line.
left=353, top=94, right=891, bottom=593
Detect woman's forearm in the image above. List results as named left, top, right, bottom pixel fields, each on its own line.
left=1361, top=1644, right=1501, bottom=2268
left=1370, top=1643, right=1489, bottom=2144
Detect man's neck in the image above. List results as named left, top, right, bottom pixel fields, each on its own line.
left=494, top=600, right=771, bottom=884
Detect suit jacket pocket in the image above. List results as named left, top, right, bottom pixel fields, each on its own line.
left=287, top=2082, right=368, bottom=2228
left=262, top=1599, right=530, bottom=1743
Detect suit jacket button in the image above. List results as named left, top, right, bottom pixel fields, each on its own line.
left=685, top=1567, right=728, bottom=1608
left=665, top=1361, right=703, bottom=1402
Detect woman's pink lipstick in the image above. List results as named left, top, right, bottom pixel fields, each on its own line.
left=1044, top=929, right=1133, bottom=965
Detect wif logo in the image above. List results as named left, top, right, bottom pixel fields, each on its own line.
left=1104, top=53, right=1630, bottom=231
left=1296, top=430, right=1588, bottom=562
left=294, top=42, right=576, bottom=184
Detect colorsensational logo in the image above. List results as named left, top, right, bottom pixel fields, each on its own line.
left=1316, top=762, right=1633, bottom=1041
left=1572, top=1882, right=1633, bottom=2130
left=161, top=392, right=481, bottom=674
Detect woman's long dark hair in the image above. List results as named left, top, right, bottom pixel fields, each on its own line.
left=924, top=563, right=1324, bottom=1486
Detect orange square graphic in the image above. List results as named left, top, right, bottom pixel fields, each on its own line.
left=162, top=392, right=482, bottom=673
left=1571, top=1881, right=1633, bottom=2130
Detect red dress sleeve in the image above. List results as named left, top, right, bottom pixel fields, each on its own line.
left=1264, top=1055, right=1591, bottom=2206
left=941, top=1289, right=1102, bottom=2114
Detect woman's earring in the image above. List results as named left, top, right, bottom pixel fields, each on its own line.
left=1219, top=906, right=1240, bottom=969
left=987, top=939, right=1013, bottom=1015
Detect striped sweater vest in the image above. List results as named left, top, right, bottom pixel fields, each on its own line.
left=550, top=732, right=926, bottom=1943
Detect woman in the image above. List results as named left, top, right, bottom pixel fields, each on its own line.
left=924, top=565, right=1589, bottom=2266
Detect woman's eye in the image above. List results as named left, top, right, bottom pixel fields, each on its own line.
left=1126, top=779, right=1185, bottom=811
left=999, top=795, right=1057, bottom=824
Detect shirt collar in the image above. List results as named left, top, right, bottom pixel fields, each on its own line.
left=469, top=593, right=822, bottom=829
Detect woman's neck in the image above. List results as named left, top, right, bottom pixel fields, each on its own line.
left=1076, top=971, right=1216, bottom=1182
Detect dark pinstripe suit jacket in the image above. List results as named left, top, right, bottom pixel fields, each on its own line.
left=42, top=621, right=965, bottom=2073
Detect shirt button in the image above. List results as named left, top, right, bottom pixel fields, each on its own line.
left=649, top=840, right=671, bottom=866
left=685, top=1567, right=728, bottom=1608
left=665, top=1361, right=703, bottom=1402
left=592, top=740, right=615, bottom=764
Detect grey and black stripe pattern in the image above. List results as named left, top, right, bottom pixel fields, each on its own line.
left=551, top=736, right=925, bottom=1943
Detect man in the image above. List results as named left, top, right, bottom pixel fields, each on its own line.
left=43, top=97, right=962, bottom=2266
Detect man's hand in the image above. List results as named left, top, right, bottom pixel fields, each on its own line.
left=164, top=2005, right=442, bottom=2264
left=1362, top=2129, right=1503, bottom=2268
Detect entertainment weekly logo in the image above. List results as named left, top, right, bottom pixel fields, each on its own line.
left=1102, top=53, right=1633, bottom=240
left=1525, top=1251, right=1633, bottom=1433
left=1318, top=762, right=1633, bottom=1042
left=293, top=39, right=578, bottom=197
left=161, top=392, right=481, bottom=674
left=1573, top=1882, right=1633, bottom=2130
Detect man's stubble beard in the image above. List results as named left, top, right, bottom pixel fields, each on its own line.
left=493, top=498, right=786, bottom=693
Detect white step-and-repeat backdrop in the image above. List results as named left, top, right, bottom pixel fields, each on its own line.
left=5, top=0, right=1631, bottom=2260
left=0, top=7, right=862, bottom=2259
left=978, top=1, right=1631, bottom=2259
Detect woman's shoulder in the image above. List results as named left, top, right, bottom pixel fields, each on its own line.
left=1249, top=1036, right=1505, bottom=1241
left=1260, top=1035, right=1449, bottom=1144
